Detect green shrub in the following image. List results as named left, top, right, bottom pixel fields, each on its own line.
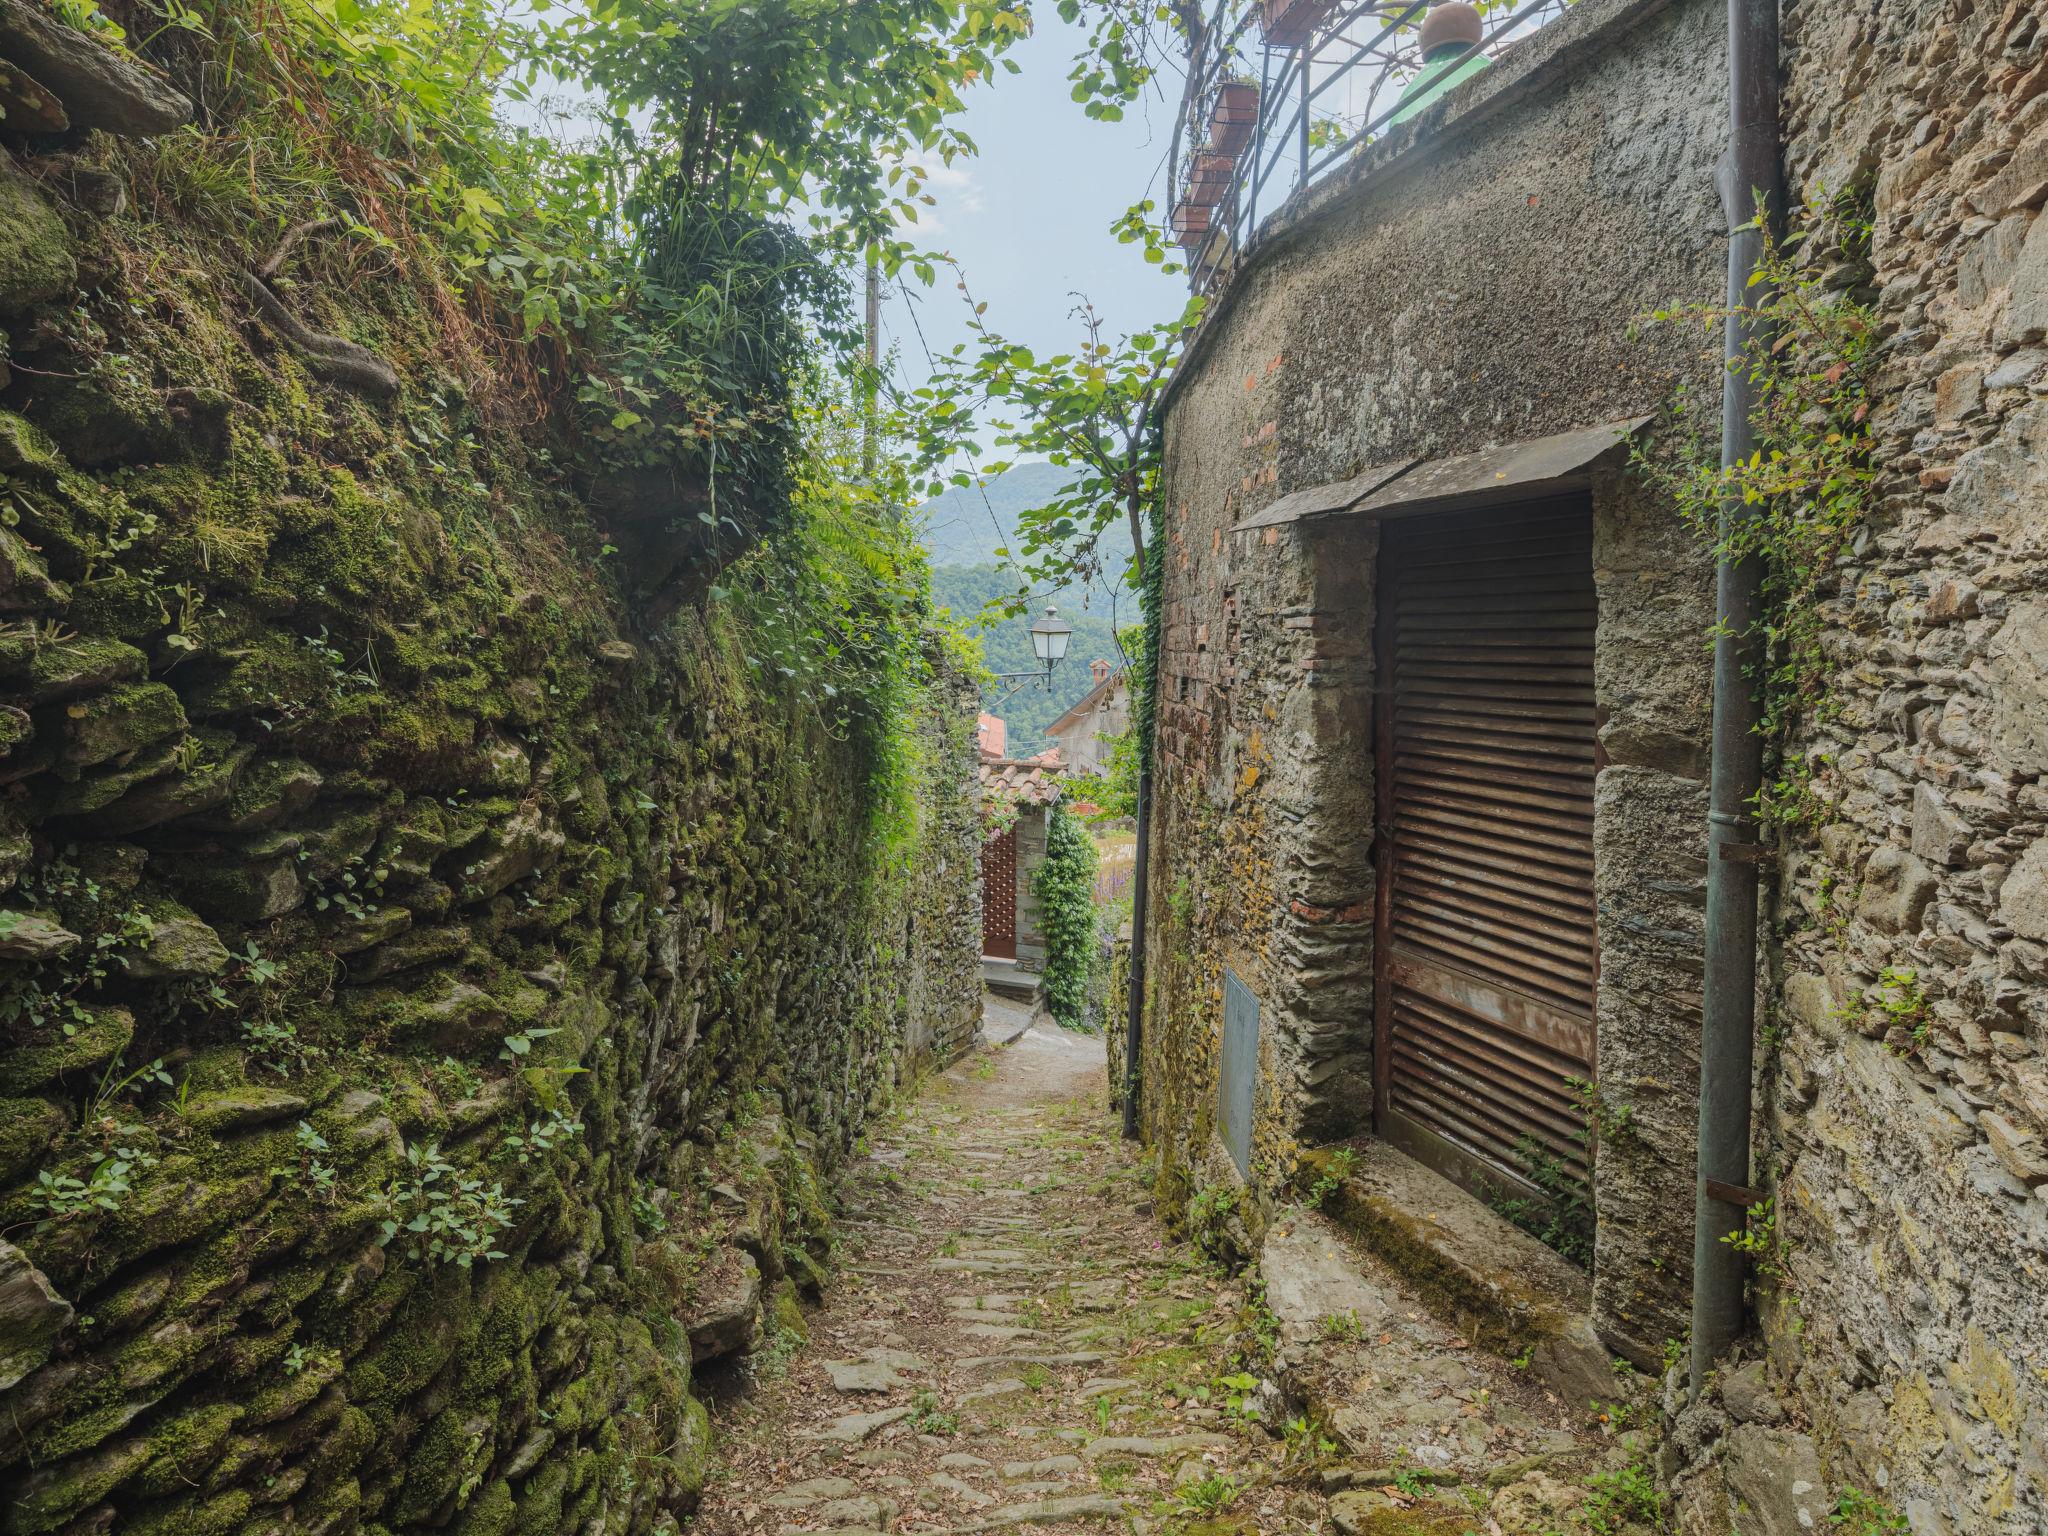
left=1033, top=804, right=1099, bottom=1029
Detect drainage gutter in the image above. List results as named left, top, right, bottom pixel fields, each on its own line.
left=1121, top=766, right=1151, bottom=1140
left=1690, top=0, right=1782, bottom=1399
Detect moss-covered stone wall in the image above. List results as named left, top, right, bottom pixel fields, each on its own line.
left=0, top=113, right=980, bottom=1536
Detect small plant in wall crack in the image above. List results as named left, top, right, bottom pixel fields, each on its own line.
left=1832, top=1488, right=1909, bottom=1534
left=1870, top=965, right=1932, bottom=1055
left=1581, top=1463, right=1666, bottom=1534
left=271, top=1120, right=340, bottom=1202
left=32, top=1143, right=159, bottom=1228
left=1303, top=1145, right=1359, bottom=1209
left=376, top=1141, right=522, bottom=1268
left=1720, top=1195, right=1784, bottom=1286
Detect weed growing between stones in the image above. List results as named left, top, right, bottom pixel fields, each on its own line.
left=1718, top=1196, right=1783, bottom=1288
left=1831, top=1487, right=1909, bottom=1533
left=1486, top=1099, right=1599, bottom=1268
left=1580, top=1462, right=1666, bottom=1533
left=1869, top=964, right=1931, bottom=1056
left=1304, top=1143, right=1359, bottom=1208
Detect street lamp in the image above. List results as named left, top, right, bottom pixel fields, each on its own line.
left=991, top=604, right=1075, bottom=704
left=1028, top=606, right=1073, bottom=670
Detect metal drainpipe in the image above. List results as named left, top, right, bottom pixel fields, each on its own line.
left=1690, top=0, right=1783, bottom=1400
left=1121, top=766, right=1152, bottom=1140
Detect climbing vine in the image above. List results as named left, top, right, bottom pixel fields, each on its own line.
left=1633, top=194, right=1879, bottom=829
left=1034, top=803, right=1101, bottom=1030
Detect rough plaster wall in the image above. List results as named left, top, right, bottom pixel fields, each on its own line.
left=1144, top=0, right=1725, bottom=1355
left=1666, top=2, right=2048, bottom=1531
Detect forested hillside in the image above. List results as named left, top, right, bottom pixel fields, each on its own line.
left=917, top=464, right=1134, bottom=751
left=929, top=564, right=1128, bottom=751
left=917, top=460, right=1137, bottom=570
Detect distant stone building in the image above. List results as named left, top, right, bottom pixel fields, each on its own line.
left=1045, top=659, right=1131, bottom=777
left=1130, top=1, right=2048, bottom=1531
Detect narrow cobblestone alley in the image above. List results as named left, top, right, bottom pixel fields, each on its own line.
left=687, top=1018, right=1300, bottom=1535
left=684, top=1019, right=1628, bottom=1536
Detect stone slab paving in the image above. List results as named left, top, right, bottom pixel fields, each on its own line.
left=684, top=1022, right=1649, bottom=1536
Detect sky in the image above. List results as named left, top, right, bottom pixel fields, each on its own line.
left=877, top=10, right=1191, bottom=402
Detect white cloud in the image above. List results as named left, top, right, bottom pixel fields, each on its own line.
left=892, top=158, right=984, bottom=234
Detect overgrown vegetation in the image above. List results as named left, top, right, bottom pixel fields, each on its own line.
left=0, top=0, right=1210, bottom=1529
left=1485, top=1079, right=1617, bottom=1268
left=1720, top=1195, right=1784, bottom=1287
left=1034, top=801, right=1101, bottom=1029
left=1634, top=192, right=1879, bottom=831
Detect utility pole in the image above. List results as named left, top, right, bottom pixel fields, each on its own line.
left=863, top=250, right=881, bottom=481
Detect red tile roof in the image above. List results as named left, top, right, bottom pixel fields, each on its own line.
left=978, top=751, right=1064, bottom=807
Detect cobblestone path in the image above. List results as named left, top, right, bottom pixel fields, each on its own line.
left=684, top=1019, right=1321, bottom=1536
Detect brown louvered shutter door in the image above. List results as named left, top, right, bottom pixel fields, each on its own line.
left=1373, top=497, right=1598, bottom=1202
left=982, top=827, right=1018, bottom=960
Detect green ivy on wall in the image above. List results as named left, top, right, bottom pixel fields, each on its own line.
left=1633, top=192, right=1879, bottom=830
left=1034, top=803, right=1100, bottom=1030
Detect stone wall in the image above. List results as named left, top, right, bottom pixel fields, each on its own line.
left=1663, top=4, right=2048, bottom=1533
left=0, top=126, right=981, bottom=1536
left=903, top=654, right=985, bottom=1072
left=1013, top=803, right=1051, bottom=975
left=1140, top=0, right=2048, bottom=1526
left=1137, top=0, right=1726, bottom=1357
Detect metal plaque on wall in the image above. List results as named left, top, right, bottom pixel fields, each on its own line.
left=1220, top=969, right=1259, bottom=1178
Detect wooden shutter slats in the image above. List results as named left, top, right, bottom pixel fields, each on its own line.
left=1395, top=815, right=1594, bottom=880
left=1375, top=496, right=1599, bottom=1206
left=1395, top=830, right=1595, bottom=897
left=1388, top=1034, right=1589, bottom=1164
left=1393, top=761, right=1594, bottom=817
left=1389, top=923, right=1595, bottom=1010
left=1394, top=748, right=1594, bottom=797
left=1386, top=953, right=1594, bottom=1060
left=1394, top=850, right=1596, bottom=922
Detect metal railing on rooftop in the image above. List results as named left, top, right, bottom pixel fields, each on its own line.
left=1173, top=0, right=1577, bottom=291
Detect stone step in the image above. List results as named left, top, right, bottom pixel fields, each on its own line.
left=1288, top=1145, right=1614, bottom=1408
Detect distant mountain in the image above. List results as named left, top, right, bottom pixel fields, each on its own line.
left=916, top=461, right=1137, bottom=574
left=920, top=463, right=1142, bottom=756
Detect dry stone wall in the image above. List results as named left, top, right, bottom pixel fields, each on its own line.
left=0, top=114, right=981, bottom=1536
left=1662, top=4, right=2048, bottom=1532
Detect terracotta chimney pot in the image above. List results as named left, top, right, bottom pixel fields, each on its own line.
left=1419, top=2, right=1483, bottom=59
